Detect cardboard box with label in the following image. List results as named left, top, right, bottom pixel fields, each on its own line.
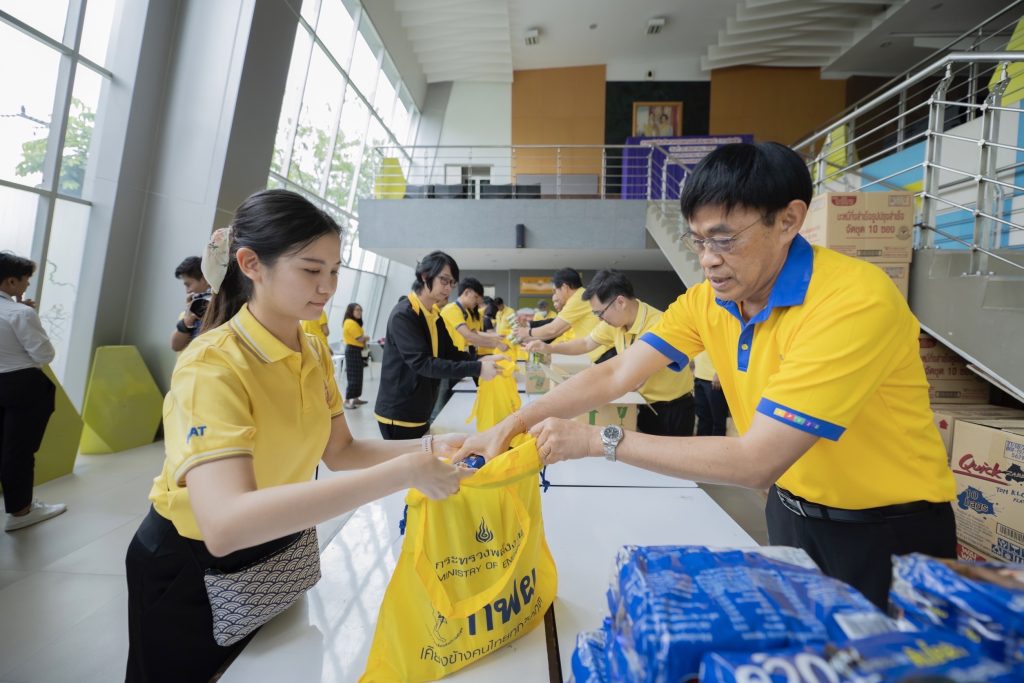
left=575, top=402, right=638, bottom=432
left=802, top=191, right=915, bottom=261
left=931, top=404, right=1024, bottom=463
left=917, top=333, right=990, bottom=404
left=928, top=378, right=990, bottom=405
left=867, top=259, right=909, bottom=299
left=949, top=418, right=1024, bottom=564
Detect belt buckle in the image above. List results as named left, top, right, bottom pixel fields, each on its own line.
left=777, top=488, right=806, bottom=517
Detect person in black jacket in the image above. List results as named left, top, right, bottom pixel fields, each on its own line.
left=374, top=251, right=499, bottom=439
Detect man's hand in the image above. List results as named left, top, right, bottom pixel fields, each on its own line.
left=17, top=297, right=37, bottom=309
left=525, top=339, right=551, bottom=355
left=432, top=432, right=468, bottom=458
left=513, top=326, right=532, bottom=344
left=479, top=355, right=500, bottom=381
left=482, top=332, right=508, bottom=352
left=182, top=293, right=199, bottom=328
left=451, top=419, right=518, bottom=464
left=530, top=418, right=599, bottom=465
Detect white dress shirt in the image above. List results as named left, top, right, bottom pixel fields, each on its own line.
left=0, top=291, right=55, bottom=373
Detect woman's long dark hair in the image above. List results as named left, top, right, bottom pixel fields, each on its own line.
left=344, top=302, right=362, bottom=323
left=202, top=189, right=341, bottom=332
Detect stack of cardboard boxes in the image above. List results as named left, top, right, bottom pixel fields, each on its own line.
left=913, top=334, right=1024, bottom=563
left=801, top=191, right=913, bottom=299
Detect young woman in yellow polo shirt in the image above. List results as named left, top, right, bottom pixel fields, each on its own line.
left=125, top=190, right=472, bottom=683
left=342, top=302, right=368, bottom=409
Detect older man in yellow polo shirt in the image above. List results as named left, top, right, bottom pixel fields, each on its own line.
left=458, top=142, right=956, bottom=608
left=526, top=269, right=694, bottom=437
left=515, top=267, right=611, bottom=362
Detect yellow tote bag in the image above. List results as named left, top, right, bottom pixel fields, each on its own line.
left=360, top=438, right=557, bottom=682
left=466, top=357, right=521, bottom=432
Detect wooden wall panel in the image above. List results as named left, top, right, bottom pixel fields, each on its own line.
left=710, top=66, right=847, bottom=145
left=511, top=65, right=606, bottom=177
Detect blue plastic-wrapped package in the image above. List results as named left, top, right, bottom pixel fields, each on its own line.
left=602, top=546, right=895, bottom=683
left=890, top=553, right=1024, bottom=665
left=570, top=623, right=610, bottom=683
left=700, top=630, right=1024, bottom=682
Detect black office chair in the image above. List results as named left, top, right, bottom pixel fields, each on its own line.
left=433, top=184, right=466, bottom=198
left=514, top=184, right=541, bottom=198
left=403, top=184, right=433, bottom=198
left=480, top=184, right=514, bottom=199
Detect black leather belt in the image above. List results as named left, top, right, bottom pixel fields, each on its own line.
left=774, top=486, right=938, bottom=524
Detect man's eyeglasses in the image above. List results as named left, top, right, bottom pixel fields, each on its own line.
left=682, top=214, right=767, bottom=255
left=592, top=299, right=615, bottom=320
left=436, top=276, right=457, bottom=288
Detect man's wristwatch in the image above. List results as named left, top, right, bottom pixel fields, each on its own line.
left=601, top=424, right=624, bottom=461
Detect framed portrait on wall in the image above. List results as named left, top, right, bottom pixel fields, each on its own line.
left=632, top=102, right=683, bottom=137
left=519, top=276, right=553, bottom=295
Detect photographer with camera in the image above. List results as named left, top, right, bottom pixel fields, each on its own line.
left=170, top=256, right=212, bottom=352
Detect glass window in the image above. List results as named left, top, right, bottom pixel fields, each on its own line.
left=373, top=55, right=398, bottom=120
left=0, top=22, right=62, bottom=188
left=78, top=0, right=116, bottom=65
left=354, top=117, right=388, bottom=211
left=37, top=198, right=89, bottom=383
left=0, top=185, right=43, bottom=257
left=0, top=1, right=71, bottom=43
left=317, top=0, right=356, bottom=71
left=58, top=63, right=103, bottom=198
left=300, top=0, right=322, bottom=27
left=288, top=44, right=344, bottom=193
left=327, top=83, right=368, bottom=210
left=348, top=13, right=381, bottom=98
left=270, top=27, right=313, bottom=176
left=391, top=86, right=411, bottom=147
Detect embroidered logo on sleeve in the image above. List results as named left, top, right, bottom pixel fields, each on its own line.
left=187, top=425, right=207, bottom=443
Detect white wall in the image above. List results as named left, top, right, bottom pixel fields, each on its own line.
left=432, top=82, right=513, bottom=184
left=373, top=259, right=415, bottom=336
left=606, top=56, right=708, bottom=82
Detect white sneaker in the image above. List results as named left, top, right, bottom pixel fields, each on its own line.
left=5, top=500, right=67, bottom=531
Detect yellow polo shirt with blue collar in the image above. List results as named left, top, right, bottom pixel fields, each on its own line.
left=150, top=304, right=344, bottom=540
left=556, top=288, right=610, bottom=362
left=640, top=235, right=954, bottom=510
left=589, top=300, right=693, bottom=403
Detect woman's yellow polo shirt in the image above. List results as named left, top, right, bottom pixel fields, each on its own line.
left=150, top=304, right=344, bottom=540
left=641, top=235, right=955, bottom=510
left=343, top=318, right=365, bottom=347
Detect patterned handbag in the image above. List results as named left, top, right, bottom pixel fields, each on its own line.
left=203, top=527, right=322, bottom=646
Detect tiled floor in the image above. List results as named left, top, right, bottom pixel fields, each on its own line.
left=0, top=364, right=766, bottom=683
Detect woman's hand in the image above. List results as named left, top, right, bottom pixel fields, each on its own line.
left=530, top=418, right=599, bottom=465
left=479, top=355, right=500, bottom=381
left=525, top=340, right=551, bottom=355
left=401, top=451, right=474, bottom=500
left=451, top=419, right=518, bottom=464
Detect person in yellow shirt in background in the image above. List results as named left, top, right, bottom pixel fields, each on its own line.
left=533, top=299, right=553, bottom=321
left=492, top=297, right=516, bottom=336
left=124, top=190, right=471, bottom=682
left=440, top=278, right=508, bottom=360
left=692, top=351, right=728, bottom=436
left=527, top=269, right=694, bottom=437
left=342, top=303, right=368, bottom=409
left=515, top=268, right=611, bottom=362
left=458, top=142, right=956, bottom=609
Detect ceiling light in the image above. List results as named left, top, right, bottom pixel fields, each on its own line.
left=525, top=28, right=540, bottom=46
left=646, top=17, right=665, bottom=35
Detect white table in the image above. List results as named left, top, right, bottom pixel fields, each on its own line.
left=541, top=486, right=757, bottom=675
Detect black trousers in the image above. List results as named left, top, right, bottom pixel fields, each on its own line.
left=378, top=421, right=430, bottom=440
left=637, top=393, right=695, bottom=437
left=125, top=507, right=297, bottom=682
left=694, top=379, right=728, bottom=437
left=765, top=485, right=956, bottom=610
left=0, top=367, right=55, bottom=513
left=344, top=345, right=364, bottom=400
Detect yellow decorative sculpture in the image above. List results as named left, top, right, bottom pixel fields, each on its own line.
left=79, top=346, right=163, bottom=454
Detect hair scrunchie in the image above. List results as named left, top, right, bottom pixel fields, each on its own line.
left=201, top=226, right=233, bottom=294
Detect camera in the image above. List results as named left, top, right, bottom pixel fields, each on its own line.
left=189, top=292, right=212, bottom=319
